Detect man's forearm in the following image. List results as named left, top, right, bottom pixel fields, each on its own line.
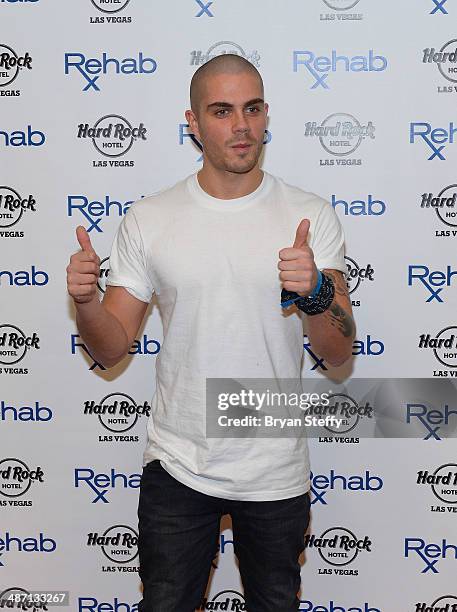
left=306, top=270, right=356, bottom=367
left=75, top=298, right=129, bottom=368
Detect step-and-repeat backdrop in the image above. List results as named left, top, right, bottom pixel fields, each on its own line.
left=1, top=1, right=457, bottom=610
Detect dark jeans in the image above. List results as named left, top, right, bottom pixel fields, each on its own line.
left=138, top=459, right=311, bottom=612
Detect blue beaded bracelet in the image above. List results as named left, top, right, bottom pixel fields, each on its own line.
left=309, top=270, right=323, bottom=298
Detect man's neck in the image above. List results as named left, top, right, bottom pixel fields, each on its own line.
left=197, top=166, right=264, bottom=200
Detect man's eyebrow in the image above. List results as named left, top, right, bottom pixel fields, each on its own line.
left=206, top=98, right=265, bottom=110
left=244, top=98, right=264, bottom=107
left=207, top=101, right=233, bottom=110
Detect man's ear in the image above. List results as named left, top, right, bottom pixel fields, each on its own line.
left=185, top=109, right=201, bottom=142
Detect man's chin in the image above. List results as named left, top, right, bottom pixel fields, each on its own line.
left=224, top=156, right=260, bottom=175
left=227, top=165, right=257, bottom=175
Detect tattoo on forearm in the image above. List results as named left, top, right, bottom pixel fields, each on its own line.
left=325, top=302, right=355, bottom=338
left=325, top=270, right=347, bottom=297
left=322, top=270, right=355, bottom=338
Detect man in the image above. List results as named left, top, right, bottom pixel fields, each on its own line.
left=67, top=54, right=355, bottom=612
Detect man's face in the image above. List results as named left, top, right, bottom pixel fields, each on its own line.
left=186, top=71, right=268, bottom=175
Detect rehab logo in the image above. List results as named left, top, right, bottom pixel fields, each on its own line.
left=332, top=194, right=386, bottom=217
left=405, top=537, right=457, bottom=573
left=310, top=470, right=383, bottom=505
left=417, top=463, right=457, bottom=513
left=304, top=334, right=384, bottom=371
left=305, top=527, right=372, bottom=575
left=0, top=44, right=32, bottom=96
left=430, top=0, right=452, bottom=13
left=408, top=265, right=457, bottom=302
left=0, top=400, right=53, bottom=423
left=304, top=113, right=375, bottom=166
left=83, top=392, right=150, bottom=442
left=0, top=458, right=44, bottom=507
left=293, top=49, right=386, bottom=89
left=64, top=51, right=156, bottom=92
left=299, top=602, right=380, bottom=612
left=423, top=40, right=457, bottom=92
left=0, top=186, right=37, bottom=237
left=71, top=333, right=160, bottom=371
left=190, top=40, right=260, bottom=67
left=194, top=0, right=214, bottom=17
left=74, top=468, right=140, bottom=504
left=0, top=125, right=45, bottom=147
left=67, top=194, right=135, bottom=233
left=78, top=598, right=138, bottom=612
left=409, top=122, right=456, bottom=160
left=406, top=400, right=457, bottom=440
left=320, top=0, right=364, bottom=21
left=77, top=115, right=147, bottom=168
left=0, top=265, right=48, bottom=287
left=0, top=532, right=56, bottom=567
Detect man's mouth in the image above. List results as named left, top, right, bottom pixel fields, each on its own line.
left=231, top=142, right=252, bottom=149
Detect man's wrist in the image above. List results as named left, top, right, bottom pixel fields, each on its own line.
left=295, top=268, right=321, bottom=299
left=308, top=269, right=323, bottom=298
left=280, top=271, right=335, bottom=315
left=74, top=294, right=101, bottom=316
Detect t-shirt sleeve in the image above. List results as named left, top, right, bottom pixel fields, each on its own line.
left=106, top=208, right=154, bottom=303
left=310, top=200, right=347, bottom=274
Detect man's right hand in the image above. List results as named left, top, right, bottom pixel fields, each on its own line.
left=67, top=226, right=101, bottom=304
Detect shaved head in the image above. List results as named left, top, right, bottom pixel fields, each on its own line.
left=190, top=54, right=264, bottom=114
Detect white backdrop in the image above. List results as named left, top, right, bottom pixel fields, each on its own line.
left=1, top=1, right=457, bottom=610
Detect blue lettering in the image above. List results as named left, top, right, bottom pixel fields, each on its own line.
left=332, top=195, right=386, bottom=216
left=0, top=266, right=48, bottom=286
left=352, top=335, right=384, bottom=356
left=406, top=403, right=457, bottom=440
left=405, top=537, right=457, bottom=573
left=310, top=470, right=383, bottom=505
left=408, top=264, right=457, bottom=302
left=299, top=603, right=381, bottom=612
left=65, top=52, right=157, bottom=92
left=74, top=468, right=141, bottom=504
left=293, top=50, right=387, bottom=89
left=195, top=0, right=213, bottom=17
left=430, top=0, right=448, bottom=14
left=67, top=195, right=134, bottom=233
left=0, top=532, right=56, bottom=553
left=410, top=122, right=457, bottom=160
left=0, top=400, right=52, bottom=422
left=129, top=335, right=161, bottom=355
left=78, top=599, right=139, bottom=612
left=0, top=125, right=45, bottom=147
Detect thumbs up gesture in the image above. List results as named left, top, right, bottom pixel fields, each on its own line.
left=278, top=219, right=318, bottom=297
left=66, top=226, right=101, bottom=304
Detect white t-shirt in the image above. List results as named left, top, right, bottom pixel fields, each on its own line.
left=107, top=172, right=346, bottom=501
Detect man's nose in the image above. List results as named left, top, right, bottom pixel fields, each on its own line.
left=232, top=110, right=249, bottom=133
